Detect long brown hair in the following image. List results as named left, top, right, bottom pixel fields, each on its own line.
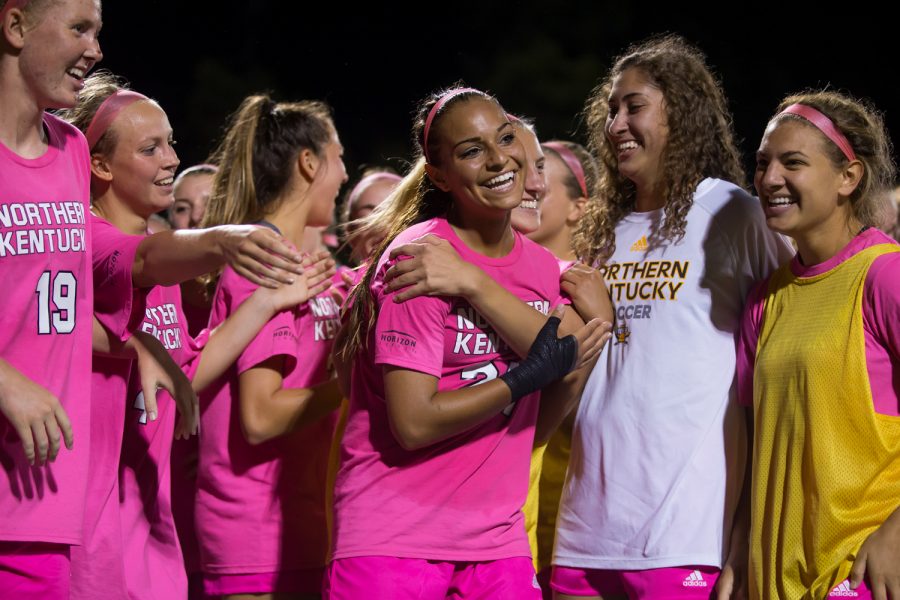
left=574, top=35, right=745, bottom=265
left=198, top=94, right=334, bottom=292
left=337, top=87, right=501, bottom=360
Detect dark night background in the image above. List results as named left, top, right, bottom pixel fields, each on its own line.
left=99, top=2, right=898, bottom=188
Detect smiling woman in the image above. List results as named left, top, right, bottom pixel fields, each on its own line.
left=329, top=86, right=609, bottom=599
left=0, top=0, right=102, bottom=596
left=551, top=36, right=793, bottom=600
left=739, top=90, right=900, bottom=599
left=6, top=0, right=103, bottom=110
left=56, top=72, right=328, bottom=600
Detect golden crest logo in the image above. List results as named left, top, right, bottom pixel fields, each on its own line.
left=614, top=323, right=630, bottom=345
left=630, top=236, right=648, bottom=252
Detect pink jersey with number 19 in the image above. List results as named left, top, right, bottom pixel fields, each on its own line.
left=0, top=114, right=92, bottom=544
left=332, top=217, right=563, bottom=562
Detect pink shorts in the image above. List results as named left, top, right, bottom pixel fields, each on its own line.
left=828, top=579, right=871, bottom=598
left=324, top=556, right=541, bottom=600
left=203, top=567, right=324, bottom=596
left=0, top=541, right=70, bottom=600
left=551, top=565, right=720, bottom=599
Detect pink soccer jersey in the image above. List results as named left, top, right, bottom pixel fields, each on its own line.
left=331, top=217, right=563, bottom=562
left=196, top=265, right=341, bottom=576
left=0, top=114, right=93, bottom=545
left=119, top=283, right=201, bottom=600
left=70, top=215, right=148, bottom=600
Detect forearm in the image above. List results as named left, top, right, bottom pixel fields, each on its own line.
left=0, top=358, right=22, bottom=395
left=92, top=317, right=130, bottom=356
left=385, top=368, right=512, bottom=451
left=534, top=361, right=591, bottom=445
left=726, top=408, right=753, bottom=559
left=92, top=318, right=152, bottom=359
left=460, top=270, right=550, bottom=358
left=191, top=293, right=278, bottom=392
left=533, top=308, right=599, bottom=443
left=241, top=379, right=342, bottom=444
left=133, top=228, right=226, bottom=288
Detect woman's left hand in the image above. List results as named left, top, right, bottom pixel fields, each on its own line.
left=560, top=263, right=614, bottom=324
left=849, top=512, right=900, bottom=600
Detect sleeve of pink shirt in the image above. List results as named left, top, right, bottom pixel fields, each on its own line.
left=862, top=252, right=900, bottom=415
left=91, top=214, right=147, bottom=341
left=863, top=252, right=900, bottom=357
left=219, top=268, right=298, bottom=376
left=372, top=258, right=451, bottom=379
left=736, top=278, right=769, bottom=408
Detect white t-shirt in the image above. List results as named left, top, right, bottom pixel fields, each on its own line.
left=553, top=178, right=792, bottom=570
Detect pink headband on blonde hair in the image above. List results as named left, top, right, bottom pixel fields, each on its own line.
left=348, top=172, right=402, bottom=208
left=422, top=87, right=482, bottom=163
left=543, top=142, right=588, bottom=198
left=84, top=90, right=150, bottom=150
left=0, top=0, right=30, bottom=21
left=779, top=103, right=856, bottom=162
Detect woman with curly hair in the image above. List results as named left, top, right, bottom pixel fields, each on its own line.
left=549, top=36, right=792, bottom=599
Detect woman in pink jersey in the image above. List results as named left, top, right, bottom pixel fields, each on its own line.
left=383, top=135, right=604, bottom=600
left=327, top=87, right=609, bottom=600
left=196, top=93, right=348, bottom=600
left=508, top=116, right=547, bottom=236
left=341, top=168, right=401, bottom=265
left=61, top=72, right=334, bottom=600
left=0, top=1, right=102, bottom=595
left=738, top=92, right=900, bottom=599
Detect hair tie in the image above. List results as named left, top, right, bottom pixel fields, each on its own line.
left=347, top=173, right=402, bottom=209
left=543, top=142, right=588, bottom=197
left=779, top=103, right=856, bottom=162
left=422, top=87, right=482, bottom=163
left=84, top=90, right=149, bottom=150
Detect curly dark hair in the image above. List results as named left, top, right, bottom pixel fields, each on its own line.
left=574, top=34, right=745, bottom=265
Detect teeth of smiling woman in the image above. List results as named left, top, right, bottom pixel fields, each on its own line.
left=67, top=68, right=85, bottom=80
left=768, top=196, right=795, bottom=206
left=519, top=200, right=538, bottom=210
left=618, top=141, right=638, bottom=151
left=485, top=172, right=514, bottom=188
left=155, top=178, right=174, bottom=186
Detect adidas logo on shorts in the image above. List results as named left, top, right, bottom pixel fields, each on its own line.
left=682, top=570, right=708, bottom=587
left=828, top=580, right=859, bottom=597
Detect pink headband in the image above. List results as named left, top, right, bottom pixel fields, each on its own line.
left=84, top=90, right=149, bottom=150
left=348, top=172, right=401, bottom=208
left=0, top=0, right=30, bottom=21
left=543, top=142, right=588, bottom=198
left=422, top=87, right=482, bottom=163
left=779, top=103, right=856, bottom=162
